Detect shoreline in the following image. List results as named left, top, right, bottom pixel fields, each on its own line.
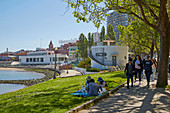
left=0, top=67, right=26, bottom=71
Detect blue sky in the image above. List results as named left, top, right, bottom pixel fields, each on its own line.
left=0, top=0, right=105, bottom=52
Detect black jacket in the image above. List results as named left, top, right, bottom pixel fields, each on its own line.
left=124, top=63, right=135, bottom=74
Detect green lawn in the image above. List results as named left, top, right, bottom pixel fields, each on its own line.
left=0, top=70, right=126, bottom=113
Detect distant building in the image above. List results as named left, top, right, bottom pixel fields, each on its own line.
left=68, top=43, right=78, bottom=61
left=92, top=32, right=100, bottom=43
left=19, top=51, right=68, bottom=65
left=107, top=11, right=131, bottom=41
left=48, top=40, right=55, bottom=51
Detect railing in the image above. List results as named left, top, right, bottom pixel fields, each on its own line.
left=88, top=49, right=104, bottom=65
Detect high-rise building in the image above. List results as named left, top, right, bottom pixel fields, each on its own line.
left=92, top=32, right=100, bottom=42
left=107, top=11, right=131, bottom=42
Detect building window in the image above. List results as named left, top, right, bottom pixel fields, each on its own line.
left=103, top=42, right=107, bottom=46
left=33, top=58, right=36, bottom=62
left=110, top=42, right=115, bottom=45
left=37, top=58, right=39, bottom=62
left=26, top=58, right=29, bottom=62
left=30, top=58, right=32, bottom=62
left=40, top=58, right=44, bottom=62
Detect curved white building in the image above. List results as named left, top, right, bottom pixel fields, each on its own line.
left=88, top=40, right=128, bottom=70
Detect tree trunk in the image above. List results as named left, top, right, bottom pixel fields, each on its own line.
left=156, top=0, right=170, bottom=87
left=150, top=40, right=154, bottom=58
left=156, top=23, right=170, bottom=87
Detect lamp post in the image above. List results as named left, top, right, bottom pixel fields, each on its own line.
left=66, top=56, right=69, bottom=74
left=54, top=47, right=58, bottom=79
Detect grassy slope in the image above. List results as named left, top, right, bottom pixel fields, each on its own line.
left=0, top=70, right=126, bottom=113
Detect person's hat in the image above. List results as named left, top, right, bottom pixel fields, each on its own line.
left=86, top=76, right=91, bottom=81
left=97, top=77, right=103, bottom=82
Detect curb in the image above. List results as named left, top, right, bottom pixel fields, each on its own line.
left=66, top=81, right=127, bottom=113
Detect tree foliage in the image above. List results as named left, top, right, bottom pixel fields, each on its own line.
left=88, top=32, right=94, bottom=48
left=106, top=24, right=116, bottom=40
left=77, top=33, right=88, bottom=59
left=66, top=0, right=170, bottom=87
left=99, top=26, right=106, bottom=42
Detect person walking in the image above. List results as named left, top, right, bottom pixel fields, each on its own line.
left=124, top=58, right=134, bottom=89
left=151, top=59, right=157, bottom=81
left=144, top=56, right=153, bottom=88
left=133, top=55, right=143, bottom=85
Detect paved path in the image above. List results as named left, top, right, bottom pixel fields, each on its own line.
left=79, top=75, right=170, bottom=113
left=59, top=69, right=82, bottom=77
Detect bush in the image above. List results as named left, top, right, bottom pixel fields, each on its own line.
left=78, top=57, right=91, bottom=68
left=86, top=67, right=100, bottom=72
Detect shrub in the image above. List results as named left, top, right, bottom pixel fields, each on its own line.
left=78, top=57, right=91, bottom=68
left=86, top=67, right=100, bottom=72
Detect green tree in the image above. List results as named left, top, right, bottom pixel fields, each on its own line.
left=66, top=0, right=170, bottom=87
left=88, top=32, right=94, bottom=48
left=77, top=33, right=88, bottom=59
left=119, top=19, right=160, bottom=61
left=106, top=24, right=116, bottom=40
left=99, top=26, right=105, bottom=42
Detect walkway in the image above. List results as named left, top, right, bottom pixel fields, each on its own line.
left=79, top=75, right=170, bottom=113
left=59, top=69, right=82, bottom=77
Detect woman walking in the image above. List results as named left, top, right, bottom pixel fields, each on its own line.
left=133, top=55, right=143, bottom=85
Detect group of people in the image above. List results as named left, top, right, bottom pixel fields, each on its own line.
left=85, top=76, right=108, bottom=96
left=124, top=55, right=157, bottom=88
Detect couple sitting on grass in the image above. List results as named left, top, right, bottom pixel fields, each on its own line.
left=85, top=76, right=109, bottom=96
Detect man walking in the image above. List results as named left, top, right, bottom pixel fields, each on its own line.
left=144, top=56, right=153, bottom=88
left=124, top=58, right=134, bottom=89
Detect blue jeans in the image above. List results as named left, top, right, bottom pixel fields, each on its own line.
left=145, top=70, right=151, bottom=86
left=126, top=73, right=133, bottom=87
left=135, top=69, right=142, bottom=81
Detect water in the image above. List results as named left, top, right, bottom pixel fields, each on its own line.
left=0, top=70, right=45, bottom=80
left=0, top=84, right=25, bottom=94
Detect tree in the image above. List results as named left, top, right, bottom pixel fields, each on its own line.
left=119, top=20, right=159, bottom=57
left=106, top=24, right=116, bottom=40
left=88, top=32, right=94, bottom=48
left=77, top=33, right=88, bottom=59
left=99, top=26, right=105, bottom=42
left=66, top=0, right=170, bottom=87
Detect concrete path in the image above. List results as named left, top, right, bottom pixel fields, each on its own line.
left=59, top=69, right=82, bottom=77
left=79, top=75, right=170, bottom=113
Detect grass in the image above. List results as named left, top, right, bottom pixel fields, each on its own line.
left=0, top=69, right=126, bottom=113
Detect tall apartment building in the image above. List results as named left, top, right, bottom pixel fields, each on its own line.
left=107, top=11, right=131, bottom=42
left=92, top=32, right=100, bottom=43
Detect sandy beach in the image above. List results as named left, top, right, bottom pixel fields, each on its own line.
left=0, top=67, right=26, bottom=71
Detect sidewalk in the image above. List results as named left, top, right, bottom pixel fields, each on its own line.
left=79, top=75, right=170, bottom=113
left=59, top=69, right=82, bottom=77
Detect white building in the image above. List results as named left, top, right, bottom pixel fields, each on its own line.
left=88, top=40, right=128, bottom=70
left=19, top=51, right=68, bottom=65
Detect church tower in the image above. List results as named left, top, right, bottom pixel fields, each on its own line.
left=49, top=41, right=54, bottom=51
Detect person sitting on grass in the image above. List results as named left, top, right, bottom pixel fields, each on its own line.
left=97, top=77, right=109, bottom=92
left=85, top=76, right=91, bottom=88
left=87, top=79, right=99, bottom=96
left=124, top=58, right=135, bottom=89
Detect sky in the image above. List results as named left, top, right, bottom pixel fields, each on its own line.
left=0, top=0, right=105, bottom=53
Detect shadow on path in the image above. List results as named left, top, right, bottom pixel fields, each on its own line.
left=79, top=76, right=170, bottom=113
